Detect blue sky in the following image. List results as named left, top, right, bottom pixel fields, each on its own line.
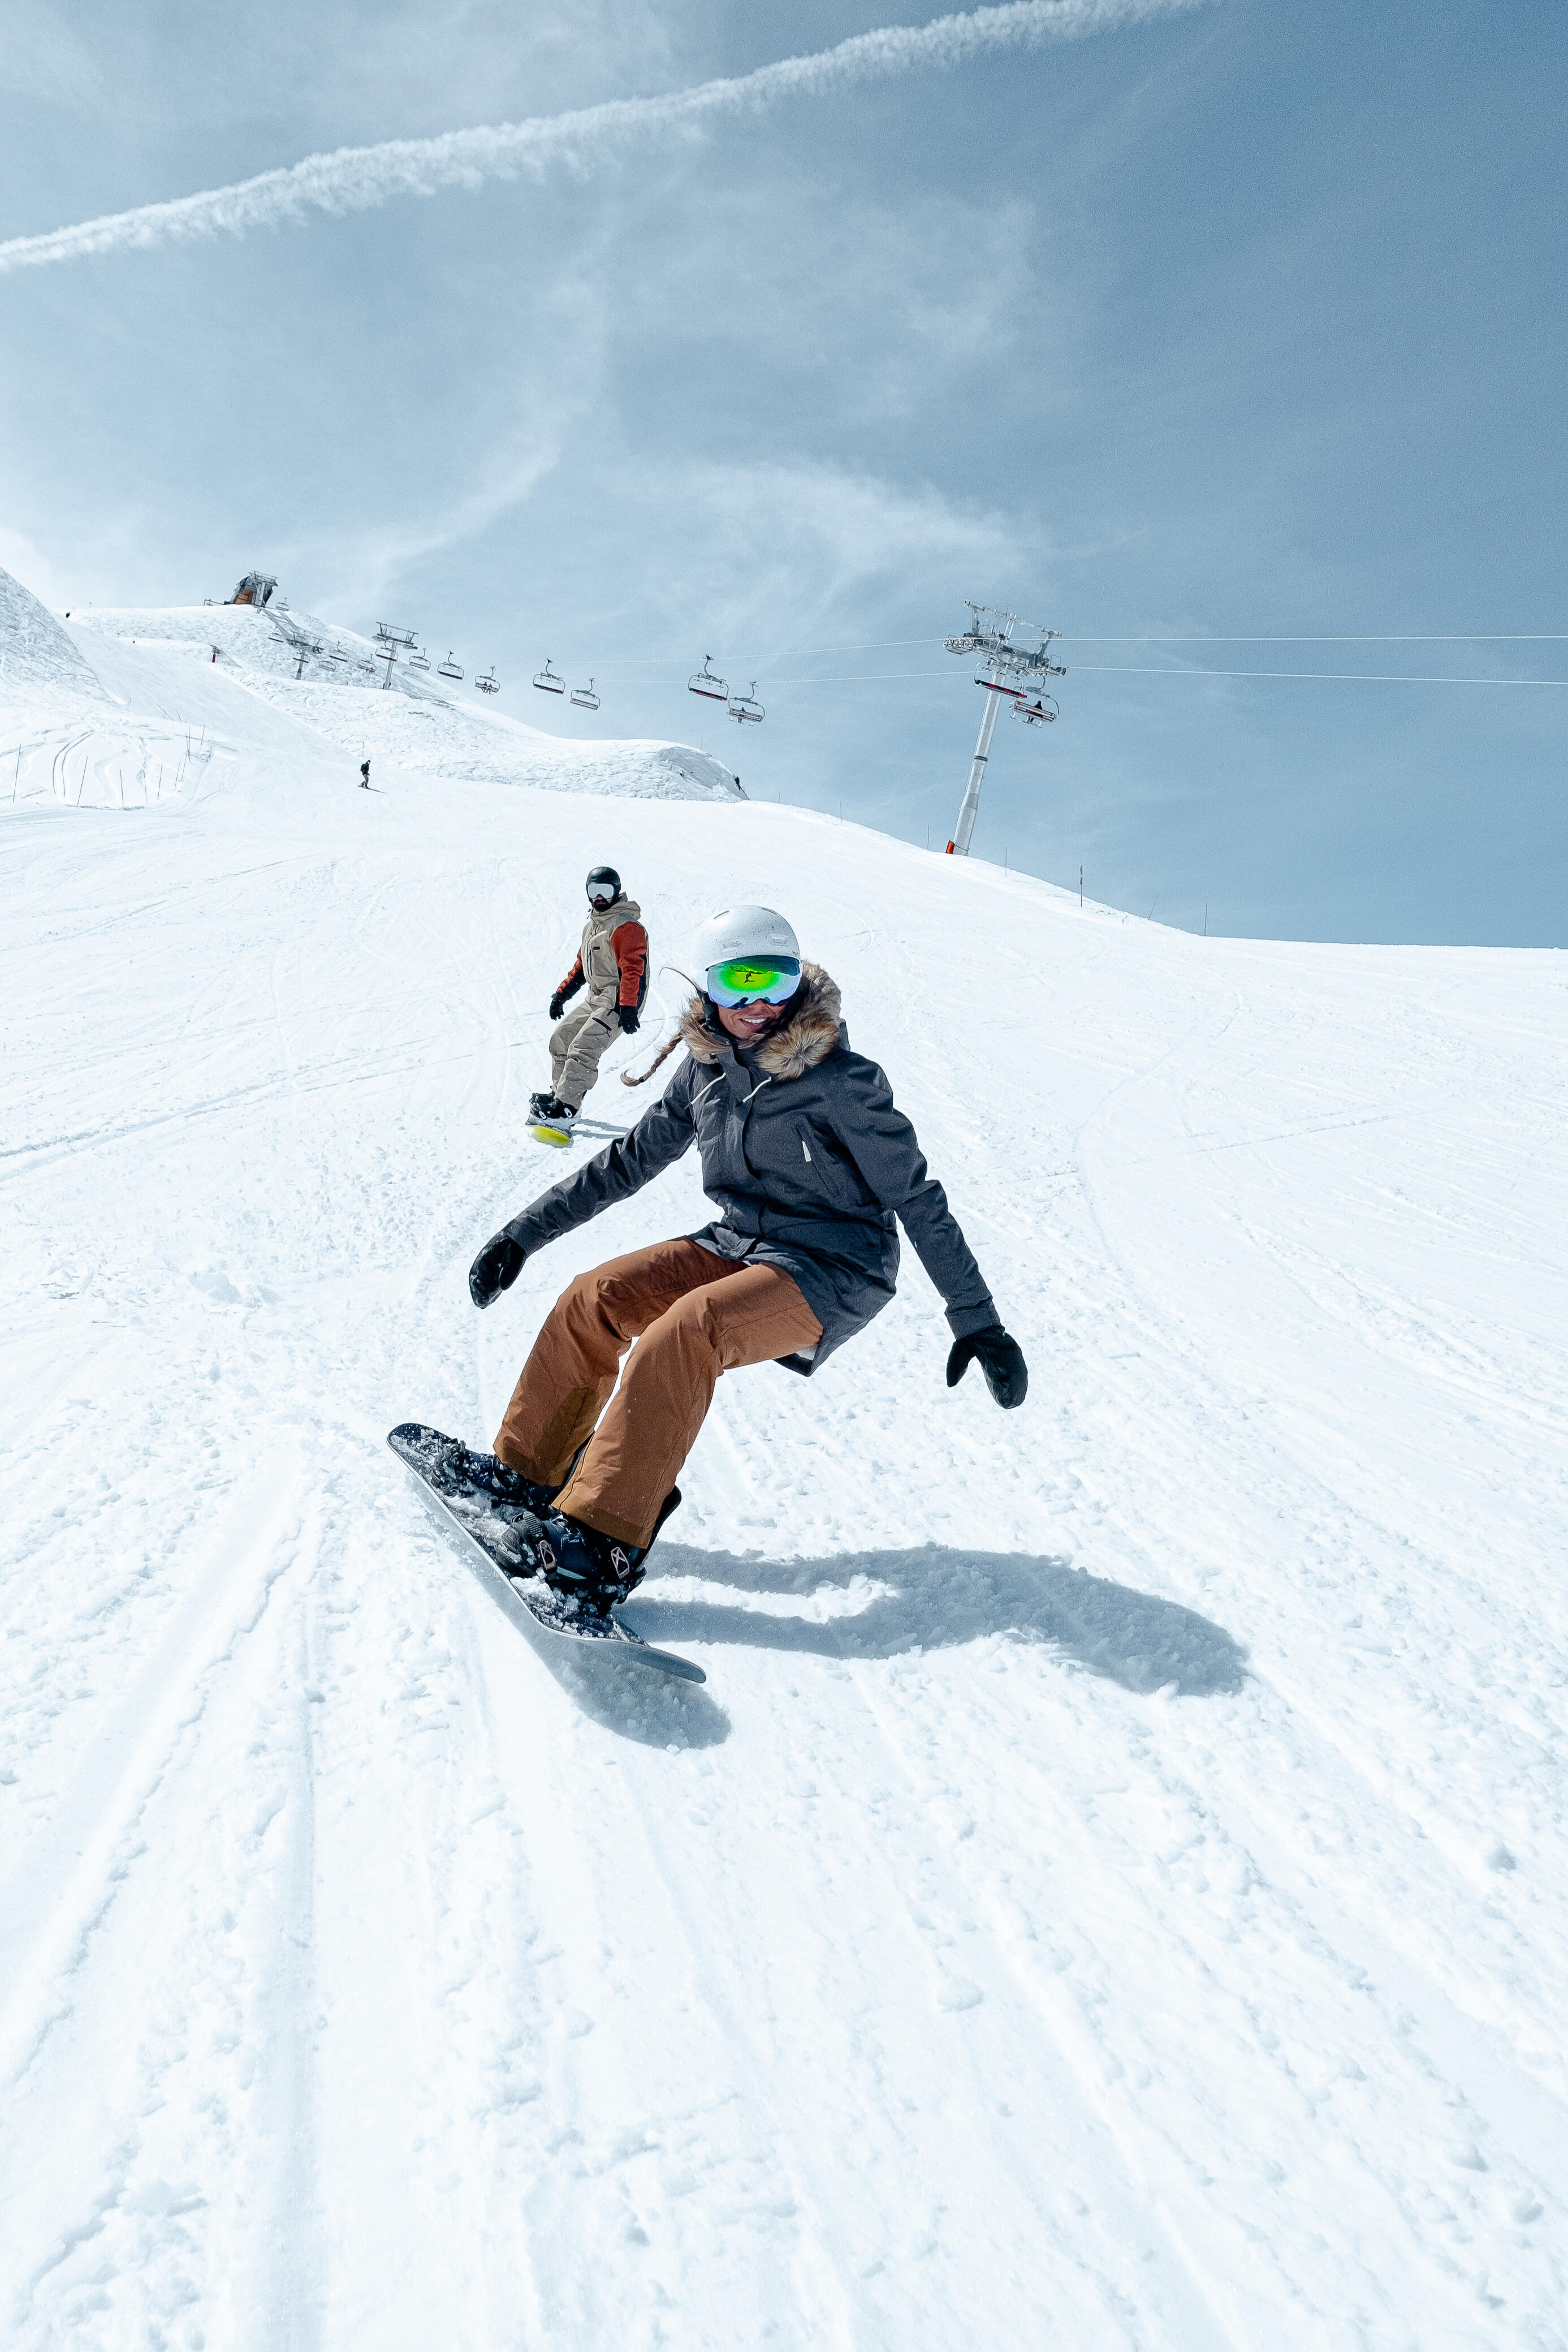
left=2, top=0, right=1564, bottom=943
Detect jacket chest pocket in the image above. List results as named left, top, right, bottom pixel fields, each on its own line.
left=693, top=1085, right=736, bottom=1156
left=795, top=1120, right=857, bottom=1210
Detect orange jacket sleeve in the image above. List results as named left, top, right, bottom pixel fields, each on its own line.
left=611, top=921, right=647, bottom=1007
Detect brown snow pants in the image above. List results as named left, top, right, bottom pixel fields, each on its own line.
left=493, top=1237, right=822, bottom=1549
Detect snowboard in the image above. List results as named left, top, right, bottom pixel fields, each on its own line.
left=528, top=1114, right=627, bottom=1148
left=388, top=1422, right=705, bottom=1684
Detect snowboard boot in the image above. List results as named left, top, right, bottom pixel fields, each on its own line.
left=521, top=1487, right=682, bottom=1613
left=529, top=1093, right=578, bottom=1140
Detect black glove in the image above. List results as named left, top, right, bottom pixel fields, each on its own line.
left=548, top=992, right=566, bottom=1022
left=469, top=1232, right=525, bottom=1310
left=946, top=1324, right=1028, bottom=1409
left=617, top=1004, right=640, bottom=1034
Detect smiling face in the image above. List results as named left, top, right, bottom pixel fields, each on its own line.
left=714, top=995, right=791, bottom=1045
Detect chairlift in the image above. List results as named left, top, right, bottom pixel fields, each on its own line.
left=437, top=651, right=464, bottom=681
left=1012, top=692, right=1059, bottom=726
left=357, top=658, right=377, bottom=675
left=533, top=658, right=565, bottom=695
left=408, top=648, right=430, bottom=671
left=976, top=667, right=1025, bottom=697
left=476, top=668, right=499, bottom=695
left=727, top=680, right=764, bottom=725
left=329, top=645, right=349, bottom=664
left=571, top=677, right=600, bottom=710
left=688, top=654, right=728, bottom=702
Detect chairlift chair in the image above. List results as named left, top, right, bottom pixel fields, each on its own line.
left=688, top=655, right=728, bottom=702
left=476, top=668, right=499, bottom=694
left=571, top=677, right=600, bottom=710
left=437, top=651, right=464, bottom=681
left=1012, top=692, right=1059, bottom=726
left=976, top=667, right=1025, bottom=697
left=329, top=645, right=349, bottom=663
left=408, top=648, right=430, bottom=671
left=727, top=681, right=764, bottom=725
left=357, top=658, right=377, bottom=675
left=533, top=659, right=565, bottom=695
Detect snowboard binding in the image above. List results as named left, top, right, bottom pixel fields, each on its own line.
left=515, top=1487, right=683, bottom=1615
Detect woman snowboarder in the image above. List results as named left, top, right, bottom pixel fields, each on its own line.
left=461, top=906, right=1028, bottom=1611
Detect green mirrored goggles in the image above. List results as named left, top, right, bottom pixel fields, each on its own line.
left=706, top=956, right=802, bottom=1007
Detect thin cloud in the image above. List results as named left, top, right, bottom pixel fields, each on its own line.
left=0, top=0, right=1212, bottom=277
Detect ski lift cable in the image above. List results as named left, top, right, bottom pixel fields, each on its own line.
left=1067, top=633, right=1568, bottom=645
left=1073, top=664, right=1568, bottom=687
left=629, top=665, right=1568, bottom=691
left=534, top=628, right=1568, bottom=680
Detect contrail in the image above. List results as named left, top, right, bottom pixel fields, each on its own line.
left=0, top=0, right=1211, bottom=277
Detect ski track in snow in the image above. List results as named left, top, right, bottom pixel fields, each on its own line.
left=2, top=619, right=1567, bottom=2347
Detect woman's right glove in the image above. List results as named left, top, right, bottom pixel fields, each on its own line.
left=469, top=1232, right=525, bottom=1309
left=946, top=1325, right=1028, bottom=1409
left=548, top=992, right=566, bottom=1021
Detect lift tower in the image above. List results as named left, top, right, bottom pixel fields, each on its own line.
left=943, top=603, right=1065, bottom=856
left=375, top=623, right=417, bottom=689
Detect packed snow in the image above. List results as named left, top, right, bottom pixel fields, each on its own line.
left=3, top=576, right=743, bottom=812
left=2, top=574, right=1566, bottom=2349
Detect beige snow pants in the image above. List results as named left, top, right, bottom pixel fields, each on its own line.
left=549, top=998, right=619, bottom=1109
left=493, top=1238, right=822, bottom=1548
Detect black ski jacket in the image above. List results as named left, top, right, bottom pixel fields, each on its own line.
left=502, top=966, right=997, bottom=1375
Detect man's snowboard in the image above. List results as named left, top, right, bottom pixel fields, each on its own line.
left=528, top=1114, right=627, bottom=1149
left=388, top=1422, right=705, bottom=1684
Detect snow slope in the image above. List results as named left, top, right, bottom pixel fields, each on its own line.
left=67, top=598, right=745, bottom=803
left=2, top=632, right=1566, bottom=2347
left=0, top=567, right=108, bottom=701
left=0, top=573, right=741, bottom=811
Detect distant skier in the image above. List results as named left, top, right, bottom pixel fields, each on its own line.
left=360, top=759, right=370, bottom=789
left=463, top=905, right=1027, bottom=1610
left=529, top=865, right=648, bottom=1137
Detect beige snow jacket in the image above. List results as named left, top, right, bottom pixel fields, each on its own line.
left=555, top=894, right=647, bottom=1011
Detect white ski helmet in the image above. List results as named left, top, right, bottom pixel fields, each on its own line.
left=691, top=905, right=800, bottom=981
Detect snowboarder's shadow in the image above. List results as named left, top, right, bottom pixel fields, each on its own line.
left=538, top=1647, right=735, bottom=1751
left=630, top=1543, right=1249, bottom=1699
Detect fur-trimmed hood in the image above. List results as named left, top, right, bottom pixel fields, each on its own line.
left=679, top=963, right=843, bottom=1080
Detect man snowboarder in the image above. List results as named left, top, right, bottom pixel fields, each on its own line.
left=464, top=905, right=1027, bottom=1611
left=360, top=759, right=370, bottom=788
left=529, top=865, right=648, bottom=1137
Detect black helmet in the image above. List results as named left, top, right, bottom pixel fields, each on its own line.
left=586, top=865, right=620, bottom=903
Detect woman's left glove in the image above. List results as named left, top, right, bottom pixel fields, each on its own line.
left=617, top=1005, right=640, bottom=1034
left=946, top=1325, right=1028, bottom=1409
left=470, top=1232, right=525, bottom=1309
